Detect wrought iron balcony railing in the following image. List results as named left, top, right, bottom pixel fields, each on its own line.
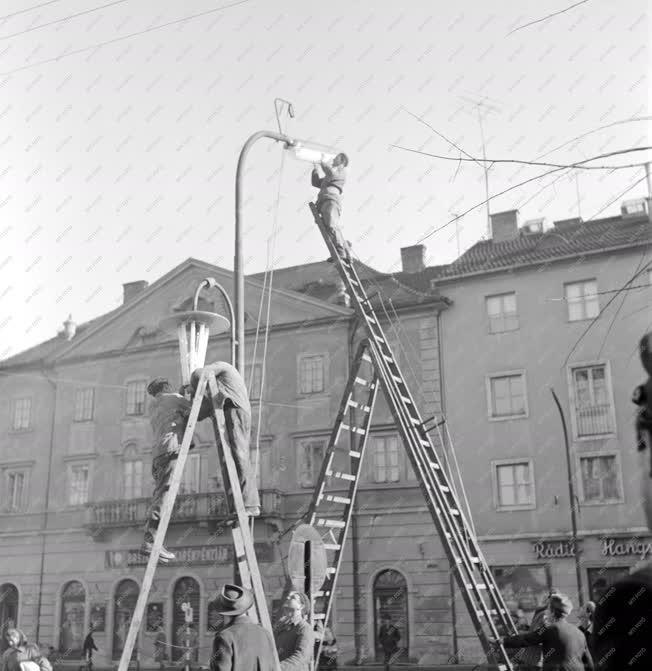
left=576, top=404, right=613, bottom=436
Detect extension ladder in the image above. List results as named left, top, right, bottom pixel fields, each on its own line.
left=117, top=369, right=280, bottom=671
left=308, top=203, right=518, bottom=670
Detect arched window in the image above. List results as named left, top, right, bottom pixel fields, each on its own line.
left=0, top=583, right=19, bottom=654
left=123, top=445, right=143, bottom=499
left=171, top=578, right=200, bottom=662
left=112, top=579, right=139, bottom=660
left=373, top=569, right=409, bottom=662
left=59, top=581, right=86, bottom=657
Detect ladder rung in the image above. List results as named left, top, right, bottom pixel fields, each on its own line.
left=341, top=423, right=366, bottom=436
left=347, top=399, right=371, bottom=412
left=467, top=583, right=487, bottom=590
left=391, top=375, right=402, bottom=382
left=316, top=519, right=346, bottom=529
left=401, top=395, right=412, bottom=404
left=323, top=543, right=341, bottom=551
left=354, top=376, right=371, bottom=386
left=325, top=494, right=352, bottom=504
left=349, top=450, right=361, bottom=458
left=326, top=470, right=356, bottom=482
left=326, top=567, right=337, bottom=574
left=361, top=353, right=371, bottom=363
left=313, top=613, right=326, bottom=620
left=429, top=461, right=440, bottom=470
left=383, top=354, right=394, bottom=363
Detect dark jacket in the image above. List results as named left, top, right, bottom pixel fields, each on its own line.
left=592, top=565, right=652, bottom=670
left=1, top=643, right=52, bottom=671
left=503, top=620, right=594, bottom=671
left=209, top=615, right=277, bottom=671
left=378, top=623, right=400, bottom=653
left=274, top=619, right=314, bottom=671
left=82, top=634, right=98, bottom=656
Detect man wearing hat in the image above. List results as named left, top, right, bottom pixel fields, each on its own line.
left=493, top=593, right=593, bottom=671
left=142, top=377, right=211, bottom=561
left=592, top=332, right=652, bottom=670
left=209, top=584, right=277, bottom=671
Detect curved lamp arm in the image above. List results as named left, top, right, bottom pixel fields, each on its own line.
left=194, top=277, right=236, bottom=368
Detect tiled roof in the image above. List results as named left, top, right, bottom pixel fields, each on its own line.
left=398, top=213, right=651, bottom=290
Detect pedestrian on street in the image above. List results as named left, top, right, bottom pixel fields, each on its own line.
left=494, top=593, right=594, bottom=671
left=577, top=602, right=595, bottom=657
left=0, top=629, right=52, bottom=671
left=378, top=614, right=401, bottom=670
left=153, top=625, right=167, bottom=671
left=512, top=591, right=558, bottom=670
left=311, top=153, right=351, bottom=262
left=592, top=331, right=652, bottom=670
left=208, top=584, right=277, bottom=671
left=190, top=361, right=260, bottom=517
left=274, top=591, right=314, bottom=671
left=81, top=628, right=97, bottom=671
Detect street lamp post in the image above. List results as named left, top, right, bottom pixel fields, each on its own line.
left=234, top=131, right=343, bottom=373
left=551, top=387, right=585, bottom=607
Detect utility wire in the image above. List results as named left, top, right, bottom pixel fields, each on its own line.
left=0, top=0, right=252, bottom=76
left=547, top=282, right=652, bottom=300
left=391, top=144, right=651, bottom=171
left=0, top=0, right=129, bottom=41
left=508, top=0, right=590, bottom=35
left=0, top=0, right=66, bottom=22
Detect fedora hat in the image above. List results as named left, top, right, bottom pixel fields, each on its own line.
left=212, top=584, right=254, bottom=616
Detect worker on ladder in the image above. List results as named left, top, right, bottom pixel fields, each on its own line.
left=190, top=361, right=261, bottom=517
left=311, top=153, right=351, bottom=263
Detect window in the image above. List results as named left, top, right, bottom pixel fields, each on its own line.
left=59, top=581, right=85, bottom=657
left=112, top=580, right=139, bottom=660
left=250, top=439, right=272, bottom=489
left=298, top=438, right=326, bottom=488
left=180, top=452, right=201, bottom=494
left=579, top=454, right=621, bottom=503
left=172, top=578, right=200, bottom=662
left=3, top=469, right=28, bottom=512
left=373, top=570, right=409, bottom=662
left=487, top=372, right=527, bottom=419
left=0, top=583, right=19, bottom=651
left=494, top=460, right=535, bottom=509
left=73, top=388, right=94, bottom=422
left=248, top=364, right=262, bottom=402
left=486, top=292, right=519, bottom=333
left=492, top=565, right=550, bottom=626
left=123, top=447, right=143, bottom=499
left=298, top=355, right=325, bottom=394
left=11, top=398, right=31, bottom=431
left=587, top=567, right=631, bottom=602
left=126, top=381, right=146, bottom=416
left=565, top=280, right=599, bottom=321
left=570, top=364, right=614, bottom=436
left=68, top=464, right=90, bottom=505
left=371, top=435, right=400, bottom=483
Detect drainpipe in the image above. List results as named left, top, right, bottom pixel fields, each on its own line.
left=347, top=317, right=362, bottom=663
left=436, top=310, right=458, bottom=662
left=35, top=365, right=58, bottom=644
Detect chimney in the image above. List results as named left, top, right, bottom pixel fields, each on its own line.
left=123, top=280, right=149, bottom=304
left=490, top=210, right=519, bottom=243
left=553, top=217, right=582, bottom=232
left=62, top=314, right=76, bottom=340
left=400, top=245, right=426, bottom=274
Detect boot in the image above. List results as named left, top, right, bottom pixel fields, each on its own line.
left=141, top=540, right=176, bottom=562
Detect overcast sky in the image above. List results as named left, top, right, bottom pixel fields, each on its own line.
left=0, top=0, right=649, bottom=358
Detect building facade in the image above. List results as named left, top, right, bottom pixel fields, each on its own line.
left=399, top=201, right=652, bottom=661
left=0, top=257, right=453, bottom=666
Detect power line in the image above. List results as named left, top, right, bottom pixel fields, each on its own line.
left=0, top=0, right=253, bottom=76
left=508, top=0, right=590, bottom=35
left=0, top=0, right=67, bottom=22
left=0, top=0, right=129, bottom=41
left=416, top=164, right=648, bottom=245
left=547, top=282, right=652, bottom=300
left=391, top=144, right=651, bottom=171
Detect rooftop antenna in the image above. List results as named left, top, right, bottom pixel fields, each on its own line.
left=274, top=98, right=295, bottom=135
left=459, top=95, right=501, bottom=239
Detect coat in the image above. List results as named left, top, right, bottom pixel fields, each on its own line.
left=274, top=619, right=314, bottom=671
left=0, top=644, right=52, bottom=671
left=209, top=615, right=277, bottom=671
left=513, top=606, right=548, bottom=668
left=503, top=620, right=594, bottom=671
left=592, top=564, right=652, bottom=670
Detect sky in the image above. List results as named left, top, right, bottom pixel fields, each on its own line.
left=0, top=0, right=650, bottom=358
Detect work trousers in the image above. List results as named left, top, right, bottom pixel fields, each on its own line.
left=319, top=199, right=349, bottom=258
left=223, top=399, right=260, bottom=511
left=144, top=452, right=175, bottom=540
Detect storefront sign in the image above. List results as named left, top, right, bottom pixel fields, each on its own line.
left=601, top=537, right=652, bottom=561
left=532, top=539, right=579, bottom=559
left=106, top=542, right=276, bottom=568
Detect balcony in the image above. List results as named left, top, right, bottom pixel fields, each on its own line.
left=576, top=404, right=613, bottom=437
left=84, top=489, right=283, bottom=538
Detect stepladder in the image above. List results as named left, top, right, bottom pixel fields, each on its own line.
left=308, top=202, right=519, bottom=670
left=117, top=369, right=280, bottom=671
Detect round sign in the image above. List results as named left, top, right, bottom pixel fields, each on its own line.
left=287, top=524, right=329, bottom=595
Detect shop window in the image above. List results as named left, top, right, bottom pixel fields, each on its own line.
left=373, top=569, right=408, bottom=662
left=112, top=579, right=139, bottom=660
left=587, top=567, right=631, bottom=602
left=59, top=581, right=85, bottom=657
left=491, top=565, right=550, bottom=635
left=0, top=583, right=19, bottom=654
left=172, top=577, right=200, bottom=662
